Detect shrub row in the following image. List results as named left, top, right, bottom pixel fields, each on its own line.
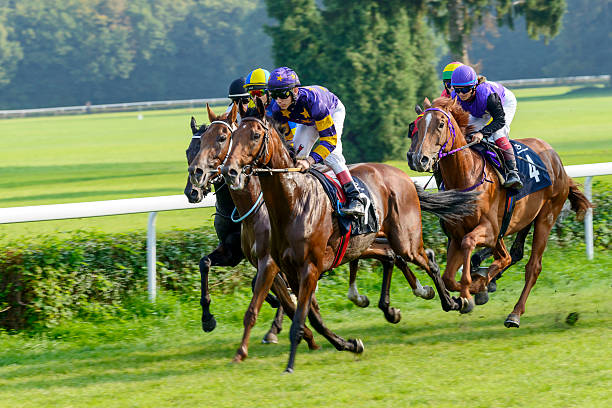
left=1, top=189, right=609, bottom=330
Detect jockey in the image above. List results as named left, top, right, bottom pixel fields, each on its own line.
left=267, top=66, right=368, bottom=217
left=226, top=77, right=250, bottom=120
left=244, top=68, right=296, bottom=136
left=451, top=65, right=523, bottom=190
left=441, top=61, right=463, bottom=98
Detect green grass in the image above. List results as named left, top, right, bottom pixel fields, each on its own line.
left=1, top=86, right=611, bottom=241
left=1, top=246, right=610, bottom=407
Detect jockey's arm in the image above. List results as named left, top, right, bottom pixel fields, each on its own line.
left=311, top=113, right=337, bottom=163
left=480, top=93, right=506, bottom=137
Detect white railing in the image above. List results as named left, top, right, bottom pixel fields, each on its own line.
left=497, top=74, right=610, bottom=88
left=0, top=97, right=230, bottom=118
left=1, top=162, right=610, bottom=300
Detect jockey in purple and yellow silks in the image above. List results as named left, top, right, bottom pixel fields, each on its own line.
left=441, top=61, right=463, bottom=98
left=267, top=66, right=367, bottom=217
left=451, top=64, right=523, bottom=190
left=243, top=68, right=296, bottom=136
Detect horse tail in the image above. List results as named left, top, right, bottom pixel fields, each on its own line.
left=567, top=177, right=593, bottom=222
left=415, top=185, right=480, bottom=224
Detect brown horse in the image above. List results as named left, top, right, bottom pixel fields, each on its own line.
left=188, top=103, right=441, bottom=361
left=408, top=97, right=592, bottom=326
left=219, top=99, right=478, bottom=372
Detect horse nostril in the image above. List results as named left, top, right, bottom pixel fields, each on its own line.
left=190, top=189, right=199, bottom=198
left=229, top=168, right=238, bottom=178
left=420, top=156, right=430, bottom=166
left=195, top=168, right=204, bottom=177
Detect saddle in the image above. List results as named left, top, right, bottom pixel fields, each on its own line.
left=471, top=140, right=551, bottom=200
left=308, top=168, right=379, bottom=237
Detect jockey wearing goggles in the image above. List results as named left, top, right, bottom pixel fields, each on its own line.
left=226, top=77, right=250, bottom=119
left=450, top=65, right=523, bottom=190
left=441, top=61, right=463, bottom=98
left=268, top=66, right=368, bottom=217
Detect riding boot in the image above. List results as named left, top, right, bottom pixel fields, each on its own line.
left=503, top=159, right=523, bottom=190
left=341, top=181, right=367, bottom=217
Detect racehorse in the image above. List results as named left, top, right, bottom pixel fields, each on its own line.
left=187, top=103, right=441, bottom=361
left=185, top=106, right=319, bottom=350
left=218, top=98, right=478, bottom=372
left=407, top=96, right=592, bottom=327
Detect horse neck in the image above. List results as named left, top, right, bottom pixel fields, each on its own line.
left=228, top=177, right=262, bottom=216
left=438, top=124, right=485, bottom=191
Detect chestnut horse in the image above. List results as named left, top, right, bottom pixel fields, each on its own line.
left=186, top=104, right=320, bottom=353
left=188, top=103, right=439, bottom=362
left=219, top=99, right=478, bottom=372
left=408, top=97, right=592, bottom=327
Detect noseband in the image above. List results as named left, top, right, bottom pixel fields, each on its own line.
left=194, top=119, right=237, bottom=188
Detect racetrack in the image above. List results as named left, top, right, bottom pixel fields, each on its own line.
left=0, top=245, right=610, bottom=407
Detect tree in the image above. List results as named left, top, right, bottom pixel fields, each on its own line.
left=424, top=0, right=566, bottom=63
left=0, top=7, right=22, bottom=87
left=265, top=0, right=438, bottom=162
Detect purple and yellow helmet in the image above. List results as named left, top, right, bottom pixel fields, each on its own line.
left=268, top=67, right=301, bottom=90
left=451, top=65, right=478, bottom=87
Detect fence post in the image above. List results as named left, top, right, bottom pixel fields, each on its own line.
left=584, top=176, right=594, bottom=260
left=147, top=212, right=158, bottom=301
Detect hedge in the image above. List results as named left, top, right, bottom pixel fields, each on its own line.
left=1, top=189, right=609, bottom=330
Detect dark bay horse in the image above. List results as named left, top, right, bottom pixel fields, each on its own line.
left=185, top=105, right=320, bottom=351
left=188, top=103, right=440, bottom=362
left=218, top=99, right=478, bottom=372
left=408, top=97, right=592, bottom=327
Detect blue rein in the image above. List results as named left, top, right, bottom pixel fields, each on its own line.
left=230, top=191, right=264, bottom=223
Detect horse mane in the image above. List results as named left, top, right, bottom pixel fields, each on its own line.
left=240, top=108, right=297, bottom=164
left=432, top=97, right=473, bottom=135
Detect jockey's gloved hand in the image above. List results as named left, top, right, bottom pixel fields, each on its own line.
left=468, top=132, right=484, bottom=143
left=296, top=156, right=315, bottom=172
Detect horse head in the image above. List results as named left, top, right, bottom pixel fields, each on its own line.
left=409, top=97, right=469, bottom=172
left=221, top=97, right=293, bottom=190
left=184, top=117, right=207, bottom=203
left=188, top=103, right=238, bottom=192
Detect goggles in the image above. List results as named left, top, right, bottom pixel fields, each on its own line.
left=453, top=86, right=475, bottom=94
left=231, top=96, right=250, bottom=105
left=270, top=89, right=293, bottom=100
left=248, top=89, right=267, bottom=98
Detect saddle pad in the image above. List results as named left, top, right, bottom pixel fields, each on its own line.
left=473, top=140, right=552, bottom=201
left=308, top=168, right=379, bottom=236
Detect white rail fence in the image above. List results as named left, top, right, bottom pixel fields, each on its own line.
left=1, top=75, right=609, bottom=119
left=1, top=162, right=610, bottom=300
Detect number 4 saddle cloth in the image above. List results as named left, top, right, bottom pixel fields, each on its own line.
left=473, top=140, right=552, bottom=201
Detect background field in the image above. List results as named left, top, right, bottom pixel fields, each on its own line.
left=1, top=85, right=611, bottom=241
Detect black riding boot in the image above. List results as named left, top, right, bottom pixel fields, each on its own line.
left=342, top=181, right=367, bottom=217
left=503, top=159, right=523, bottom=190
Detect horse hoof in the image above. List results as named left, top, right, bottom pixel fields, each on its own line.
left=488, top=280, right=497, bottom=293
left=385, top=307, right=401, bottom=324
left=262, top=332, right=278, bottom=344
left=504, top=313, right=520, bottom=328
left=357, top=295, right=370, bottom=308
left=350, top=338, right=365, bottom=354
left=474, top=290, right=489, bottom=305
left=283, top=367, right=294, bottom=374
left=202, top=315, right=217, bottom=332
left=459, top=297, right=475, bottom=314
left=423, top=286, right=435, bottom=300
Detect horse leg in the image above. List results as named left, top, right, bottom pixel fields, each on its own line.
left=505, top=205, right=557, bottom=328
left=472, top=239, right=512, bottom=306
left=200, top=242, right=243, bottom=332
left=266, top=274, right=320, bottom=350
left=378, top=259, right=401, bottom=323
left=488, top=222, right=533, bottom=292
left=261, top=300, right=284, bottom=345
left=458, top=224, right=492, bottom=313
left=306, top=295, right=364, bottom=353
left=395, top=255, right=435, bottom=300
left=347, top=259, right=370, bottom=307
left=233, top=255, right=279, bottom=362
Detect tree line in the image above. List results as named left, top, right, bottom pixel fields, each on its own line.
left=3, top=0, right=609, bottom=161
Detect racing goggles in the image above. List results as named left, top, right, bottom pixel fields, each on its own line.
left=231, top=96, right=250, bottom=105
left=248, top=89, right=267, bottom=98
left=269, top=89, right=293, bottom=100
left=453, top=86, right=475, bottom=94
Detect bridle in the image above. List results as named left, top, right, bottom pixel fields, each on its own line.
left=192, top=119, right=237, bottom=189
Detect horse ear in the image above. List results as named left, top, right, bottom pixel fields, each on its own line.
left=255, top=96, right=266, bottom=118
left=229, top=102, right=238, bottom=124
left=238, top=99, right=248, bottom=118
left=415, top=104, right=423, bottom=115
left=423, top=97, right=432, bottom=109
left=206, top=103, right=217, bottom=122
left=190, top=116, right=198, bottom=135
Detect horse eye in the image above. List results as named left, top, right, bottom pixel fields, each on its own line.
left=252, top=131, right=261, bottom=140
left=438, top=121, right=445, bottom=129
left=217, top=134, right=227, bottom=143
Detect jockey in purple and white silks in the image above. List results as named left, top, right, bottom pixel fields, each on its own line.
left=451, top=65, right=523, bottom=190
left=267, top=66, right=368, bottom=217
